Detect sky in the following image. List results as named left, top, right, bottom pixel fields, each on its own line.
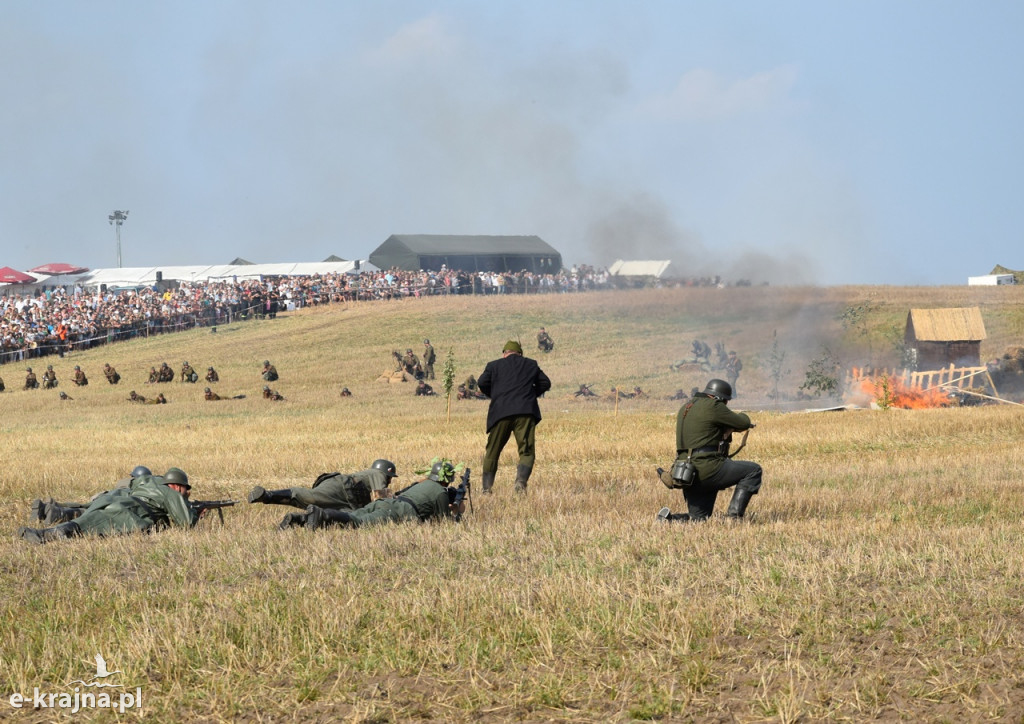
left=1, top=1, right=1022, bottom=286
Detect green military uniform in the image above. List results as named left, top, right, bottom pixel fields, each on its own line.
left=181, top=362, right=198, bottom=383
left=73, top=476, right=198, bottom=536
left=104, top=364, right=120, bottom=384
left=671, top=385, right=762, bottom=521
left=422, top=341, right=436, bottom=380
left=42, top=367, right=58, bottom=389
left=342, top=479, right=451, bottom=527
left=287, top=468, right=391, bottom=510
left=72, top=367, right=88, bottom=386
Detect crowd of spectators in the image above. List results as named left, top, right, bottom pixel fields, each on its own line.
left=0, top=264, right=729, bottom=365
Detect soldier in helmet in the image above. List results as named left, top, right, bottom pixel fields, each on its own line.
left=297, top=459, right=468, bottom=530
left=146, top=367, right=159, bottom=384
left=18, top=467, right=198, bottom=544
left=205, top=366, right=219, bottom=383
left=657, top=378, right=762, bottom=523
left=29, top=466, right=154, bottom=526
left=262, top=385, right=284, bottom=401
left=128, top=390, right=146, bottom=403
left=157, top=362, right=174, bottom=383
left=248, top=459, right=399, bottom=528
left=24, top=368, right=39, bottom=390
left=41, top=365, right=58, bottom=389
left=204, top=387, right=222, bottom=401
left=180, top=361, right=198, bottom=383
left=537, top=327, right=554, bottom=353
left=422, top=339, right=436, bottom=380
left=415, top=379, right=435, bottom=396
left=103, top=363, right=121, bottom=385
left=262, top=360, right=279, bottom=382
left=401, top=348, right=422, bottom=379
left=72, top=365, right=88, bottom=386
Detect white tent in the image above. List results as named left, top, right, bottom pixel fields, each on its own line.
left=608, top=260, right=672, bottom=278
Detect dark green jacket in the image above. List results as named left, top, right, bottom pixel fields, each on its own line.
left=676, top=394, right=753, bottom=478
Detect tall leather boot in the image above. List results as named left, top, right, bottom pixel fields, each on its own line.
left=481, top=471, right=496, bottom=495
left=247, top=486, right=293, bottom=505
left=30, top=498, right=50, bottom=522
left=278, top=512, right=307, bottom=530
left=514, top=464, right=533, bottom=494
left=304, top=505, right=353, bottom=530
left=45, top=503, right=83, bottom=525
left=726, top=488, right=755, bottom=519
left=18, top=521, right=81, bottom=545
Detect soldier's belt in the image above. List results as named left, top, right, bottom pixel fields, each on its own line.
left=689, top=446, right=720, bottom=455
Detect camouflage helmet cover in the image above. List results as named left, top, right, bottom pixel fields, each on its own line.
left=427, top=460, right=455, bottom=484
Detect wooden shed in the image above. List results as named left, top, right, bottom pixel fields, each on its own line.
left=905, top=307, right=986, bottom=370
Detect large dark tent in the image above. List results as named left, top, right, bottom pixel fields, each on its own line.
left=369, top=235, right=562, bottom=273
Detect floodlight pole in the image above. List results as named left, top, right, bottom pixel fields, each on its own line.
left=108, top=210, right=129, bottom=267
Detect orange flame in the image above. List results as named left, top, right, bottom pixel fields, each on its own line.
left=846, top=373, right=952, bottom=409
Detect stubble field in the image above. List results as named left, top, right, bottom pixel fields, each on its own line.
left=2, top=285, right=1024, bottom=722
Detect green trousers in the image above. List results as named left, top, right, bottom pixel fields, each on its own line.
left=483, top=415, right=536, bottom=473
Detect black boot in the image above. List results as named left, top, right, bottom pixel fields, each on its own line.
left=514, top=464, right=533, bottom=494
left=726, top=488, right=755, bottom=519
left=278, top=512, right=307, bottom=530
left=18, top=521, right=81, bottom=544
left=44, top=503, right=82, bottom=526
left=481, top=471, right=495, bottom=495
left=30, top=498, right=50, bottom=522
left=304, top=505, right=353, bottom=530
left=248, top=486, right=293, bottom=505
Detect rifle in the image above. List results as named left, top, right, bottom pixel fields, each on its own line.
left=191, top=499, right=239, bottom=525
left=449, top=467, right=472, bottom=521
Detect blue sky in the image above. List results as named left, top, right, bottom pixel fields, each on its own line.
left=1, top=1, right=1021, bottom=285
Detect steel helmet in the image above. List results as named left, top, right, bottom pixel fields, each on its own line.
left=427, top=460, right=455, bottom=484
left=702, top=378, right=733, bottom=401
left=164, top=467, right=191, bottom=489
left=131, top=465, right=152, bottom=478
left=371, top=459, right=399, bottom=478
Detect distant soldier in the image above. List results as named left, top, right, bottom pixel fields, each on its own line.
left=24, top=367, right=39, bottom=390
left=41, top=365, right=58, bottom=389
left=263, top=385, right=284, bottom=401
left=103, top=363, right=121, bottom=384
left=146, top=367, right=159, bottom=384
left=180, top=361, right=199, bottom=383
left=725, top=351, right=743, bottom=398
left=422, top=339, right=436, bottom=380
left=72, top=365, right=88, bottom=386
left=145, top=393, right=168, bottom=405
left=205, top=366, right=219, bottom=383
left=537, top=327, right=554, bottom=353
left=128, top=390, right=145, bottom=403
left=340, top=387, right=353, bottom=397
left=262, top=360, right=279, bottom=382
left=401, top=348, right=421, bottom=378
left=574, top=384, right=597, bottom=398
left=0, top=375, right=5, bottom=392
left=415, top=380, right=435, bottom=396
left=632, top=386, right=649, bottom=399
left=665, top=389, right=689, bottom=401
left=158, top=363, right=174, bottom=383
left=204, top=387, right=222, bottom=401
left=59, top=391, right=73, bottom=401
left=692, top=339, right=711, bottom=365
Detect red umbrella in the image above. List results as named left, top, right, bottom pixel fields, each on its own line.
left=28, top=262, right=89, bottom=275
left=0, top=266, right=36, bottom=283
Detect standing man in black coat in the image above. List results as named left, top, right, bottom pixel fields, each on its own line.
left=477, top=340, right=551, bottom=494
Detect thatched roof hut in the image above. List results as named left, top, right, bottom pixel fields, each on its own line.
left=905, top=307, right=987, bottom=369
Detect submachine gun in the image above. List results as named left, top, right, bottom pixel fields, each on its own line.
left=191, top=499, right=239, bottom=525
left=448, top=467, right=472, bottom=522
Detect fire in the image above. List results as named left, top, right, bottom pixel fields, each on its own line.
left=846, top=372, right=953, bottom=409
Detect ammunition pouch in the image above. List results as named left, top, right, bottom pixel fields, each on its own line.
left=667, top=458, right=697, bottom=489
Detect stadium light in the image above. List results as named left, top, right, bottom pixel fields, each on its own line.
left=108, top=210, right=129, bottom=268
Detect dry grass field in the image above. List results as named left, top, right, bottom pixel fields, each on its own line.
left=2, top=285, right=1024, bottom=722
